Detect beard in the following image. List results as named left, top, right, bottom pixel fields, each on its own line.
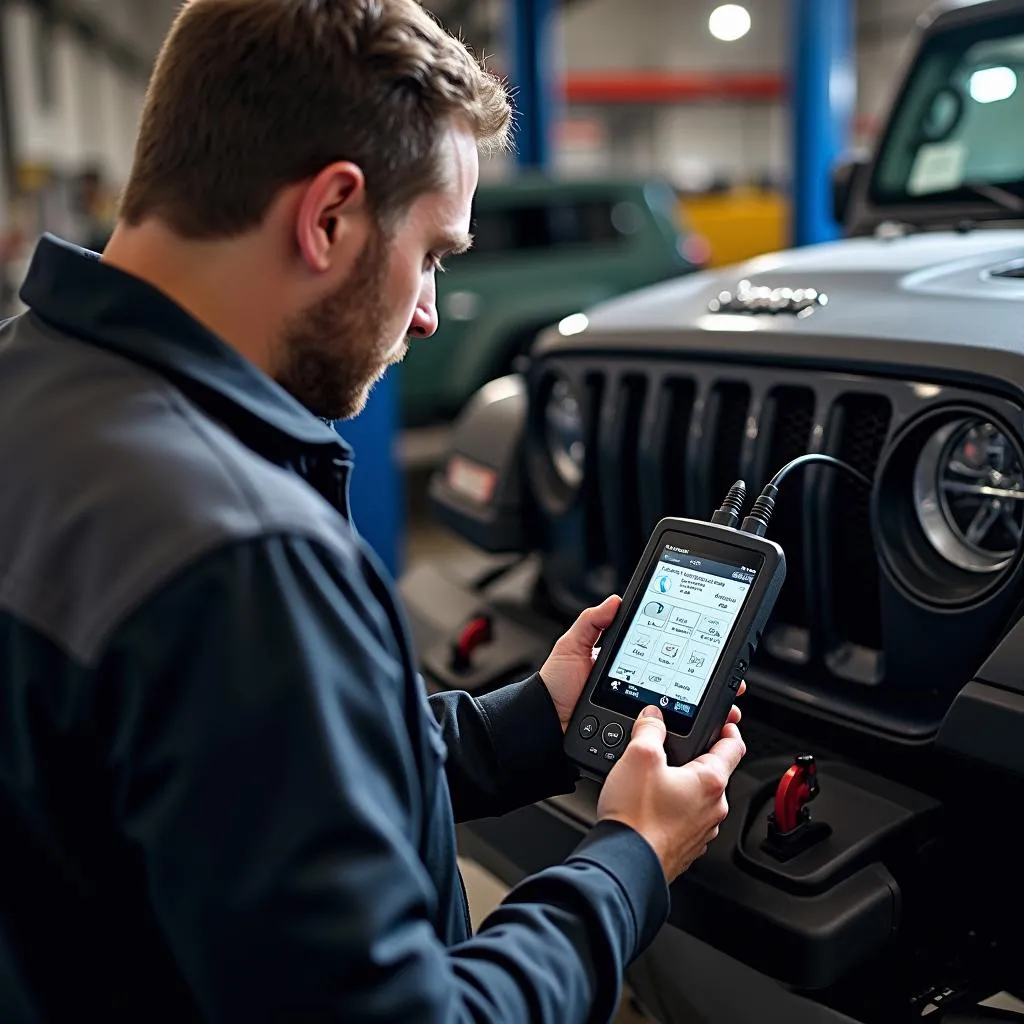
left=274, top=229, right=405, bottom=421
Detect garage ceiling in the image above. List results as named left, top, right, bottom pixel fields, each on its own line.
left=39, top=0, right=587, bottom=78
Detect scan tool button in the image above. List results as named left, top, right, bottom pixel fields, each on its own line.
left=601, top=722, right=625, bottom=748
left=579, top=716, right=599, bottom=740
left=729, top=658, right=748, bottom=691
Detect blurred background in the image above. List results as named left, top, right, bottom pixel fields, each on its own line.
left=0, top=0, right=936, bottom=572
left=0, top=0, right=926, bottom=314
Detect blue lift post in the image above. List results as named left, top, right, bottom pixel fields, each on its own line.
left=340, top=0, right=562, bottom=577
left=790, top=0, right=855, bottom=247
left=509, top=0, right=557, bottom=168
left=334, top=378, right=404, bottom=579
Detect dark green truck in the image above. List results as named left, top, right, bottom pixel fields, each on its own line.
left=399, top=175, right=700, bottom=428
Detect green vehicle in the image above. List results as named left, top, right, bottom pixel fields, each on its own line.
left=399, top=175, right=702, bottom=428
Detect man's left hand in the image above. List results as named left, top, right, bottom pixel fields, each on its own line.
left=539, top=596, right=621, bottom=732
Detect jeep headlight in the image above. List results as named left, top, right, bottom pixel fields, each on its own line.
left=914, top=417, right=1024, bottom=574
left=876, top=407, right=1024, bottom=609
left=544, top=376, right=585, bottom=489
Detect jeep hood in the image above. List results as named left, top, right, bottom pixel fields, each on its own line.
left=561, top=231, right=1024, bottom=356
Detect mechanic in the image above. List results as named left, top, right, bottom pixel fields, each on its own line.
left=0, top=1, right=746, bottom=1021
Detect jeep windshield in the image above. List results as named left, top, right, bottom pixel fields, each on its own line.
left=871, top=10, right=1024, bottom=216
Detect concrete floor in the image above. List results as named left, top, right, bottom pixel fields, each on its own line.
left=402, top=466, right=476, bottom=565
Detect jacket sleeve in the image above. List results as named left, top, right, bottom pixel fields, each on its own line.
left=428, top=675, right=580, bottom=823
left=95, top=534, right=669, bottom=1024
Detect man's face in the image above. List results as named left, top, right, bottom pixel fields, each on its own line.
left=276, top=124, right=479, bottom=421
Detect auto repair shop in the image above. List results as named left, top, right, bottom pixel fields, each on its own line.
left=1, top=0, right=1024, bottom=1021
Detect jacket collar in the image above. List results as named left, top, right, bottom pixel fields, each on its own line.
left=19, top=234, right=352, bottom=457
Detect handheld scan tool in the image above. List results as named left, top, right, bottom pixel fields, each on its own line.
left=565, top=456, right=870, bottom=779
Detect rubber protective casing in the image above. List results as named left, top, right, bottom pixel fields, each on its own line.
left=564, top=517, right=786, bottom=779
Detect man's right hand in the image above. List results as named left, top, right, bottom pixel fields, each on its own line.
left=596, top=706, right=747, bottom=883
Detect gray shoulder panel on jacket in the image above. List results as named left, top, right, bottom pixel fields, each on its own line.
left=0, top=316, right=358, bottom=667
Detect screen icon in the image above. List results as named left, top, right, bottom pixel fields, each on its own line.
left=688, top=652, right=706, bottom=669
left=662, top=642, right=680, bottom=658
left=656, top=575, right=671, bottom=594
left=643, top=601, right=668, bottom=621
left=659, top=695, right=670, bottom=707
left=611, top=663, right=638, bottom=683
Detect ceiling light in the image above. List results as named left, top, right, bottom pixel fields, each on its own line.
left=709, top=4, right=751, bottom=43
left=969, top=66, right=1017, bottom=104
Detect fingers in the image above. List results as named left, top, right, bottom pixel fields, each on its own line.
left=725, top=680, right=745, bottom=724
left=628, top=706, right=669, bottom=764
left=559, top=595, right=621, bottom=655
left=698, top=723, right=747, bottom=777
left=581, top=594, right=620, bottom=639
left=632, top=705, right=667, bottom=736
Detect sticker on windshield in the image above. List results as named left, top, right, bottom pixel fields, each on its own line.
left=908, top=141, right=967, bottom=196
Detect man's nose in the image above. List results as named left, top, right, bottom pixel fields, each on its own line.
left=409, top=301, right=438, bottom=339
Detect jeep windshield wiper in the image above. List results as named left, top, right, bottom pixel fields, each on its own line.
left=961, top=181, right=1024, bottom=215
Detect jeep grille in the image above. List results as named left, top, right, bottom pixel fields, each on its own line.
left=531, top=359, right=895, bottom=687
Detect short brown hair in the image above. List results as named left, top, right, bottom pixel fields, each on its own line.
left=120, top=0, right=511, bottom=238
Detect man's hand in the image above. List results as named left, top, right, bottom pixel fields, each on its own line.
left=539, top=595, right=621, bottom=732
left=597, top=708, right=747, bottom=883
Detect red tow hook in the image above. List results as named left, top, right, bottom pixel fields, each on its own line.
left=762, top=753, right=831, bottom=861
left=452, top=615, right=493, bottom=673
left=774, top=753, right=820, bottom=835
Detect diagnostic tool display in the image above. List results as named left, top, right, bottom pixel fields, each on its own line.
left=564, top=516, right=785, bottom=778
left=597, top=542, right=760, bottom=734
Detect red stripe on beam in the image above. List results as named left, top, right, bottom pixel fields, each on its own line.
left=564, top=71, right=785, bottom=104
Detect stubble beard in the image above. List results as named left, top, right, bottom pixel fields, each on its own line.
left=274, top=229, right=402, bottom=421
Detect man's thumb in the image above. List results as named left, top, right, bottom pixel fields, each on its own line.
left=630, top=706, right=667, bottom=748
left=561, top=595, right=622, bottom=655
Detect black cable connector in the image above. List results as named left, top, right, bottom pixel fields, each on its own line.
left=738, top=454, right=873, bottom=538
left=740, top=484, right=778, bottom=537
left=710, top=479, right=747, bottom=529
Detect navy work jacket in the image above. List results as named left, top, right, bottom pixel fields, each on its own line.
left=0, top=236, right=667, bottom=1022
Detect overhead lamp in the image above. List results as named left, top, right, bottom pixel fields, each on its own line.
left=709, top=4, right=751, bottom=43
left=969, top=66, right=1017, bottom=104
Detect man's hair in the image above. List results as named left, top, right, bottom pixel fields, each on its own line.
left=120, top=0, right=511, bottom=238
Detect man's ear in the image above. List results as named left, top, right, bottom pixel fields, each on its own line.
left=295, top=161, right=367, bottom=273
